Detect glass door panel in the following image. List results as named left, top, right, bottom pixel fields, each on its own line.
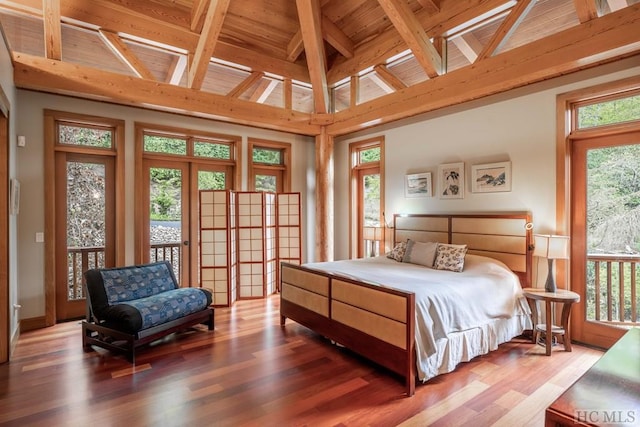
left=55, top=154, right=114, bottom=320
left=572, top=132, right=640, bottom=347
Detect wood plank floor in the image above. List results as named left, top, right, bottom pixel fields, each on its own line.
left=0, top=296, right=603, bottom=426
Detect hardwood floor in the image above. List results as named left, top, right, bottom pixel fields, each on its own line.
left=0, top=296, right=602, bottom=426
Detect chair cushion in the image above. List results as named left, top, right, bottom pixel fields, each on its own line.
left=103, top=288, right=212, bottom=333
left=85, top=261, right=178, bottom=322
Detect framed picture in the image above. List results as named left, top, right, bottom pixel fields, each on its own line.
left=438, top=162, right=464, bottom=199
left=405, top=172, right=432, bottom=198
left=471, top=161, right=512, bottom=193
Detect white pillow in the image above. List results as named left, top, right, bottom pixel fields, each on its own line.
left=402, top=240, right=438, bottom=268
left=433, top=243, right=468, bottom=272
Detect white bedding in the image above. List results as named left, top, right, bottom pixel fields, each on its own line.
left=304, top=254, right=531, bottom=381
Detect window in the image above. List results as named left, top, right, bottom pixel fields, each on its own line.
left=575, top=91, right=640, bottom=130
left=248, top=138, right=291, bottom=192
left=350, top=137, right=385, bottom=259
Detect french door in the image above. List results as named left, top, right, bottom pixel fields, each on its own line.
left=571, top=130, right=640, bottom=348
left=357, top=167, right=381, bottom=258
left=55, top=153, right=115, bottom=321
left=141, top=159, right=229, bottom=287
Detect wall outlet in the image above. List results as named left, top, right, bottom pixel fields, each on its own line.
left=35, top=232, right=44, bottom=243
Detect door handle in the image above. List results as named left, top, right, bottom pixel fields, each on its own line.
left=183, top=241, right=189, bottom=246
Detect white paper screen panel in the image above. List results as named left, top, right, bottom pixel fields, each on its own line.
left=199, top=190, right=236, bottom=307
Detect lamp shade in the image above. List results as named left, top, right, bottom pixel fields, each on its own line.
left=533, top=234, right=570, bottom=259
left=363, top=226, right=384, bottom=241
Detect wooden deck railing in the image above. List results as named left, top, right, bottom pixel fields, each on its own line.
left=587, top=253, right=639, bottom=327
left=67, top=242, right=182, bottom=301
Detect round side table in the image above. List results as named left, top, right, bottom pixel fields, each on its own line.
left=522, top=288, right=580, bottom=356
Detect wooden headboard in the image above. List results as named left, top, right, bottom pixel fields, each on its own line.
left=393, top=212, right=533, bottom=287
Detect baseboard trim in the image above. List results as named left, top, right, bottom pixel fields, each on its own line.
left=20, top=316, right=47, bottom=332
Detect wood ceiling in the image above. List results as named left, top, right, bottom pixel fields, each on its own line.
left=1, top=0, right=639, bottom=136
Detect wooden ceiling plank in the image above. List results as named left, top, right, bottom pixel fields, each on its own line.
left=13, top=53, right=319, bottom=135
left=188, top=0, right=231, bottom=90
left=373, top=64, right=407, bottom=90
left=451, top=33, right=482, bottom=63
left=191, top=0, right=208, bottom=32
left=42, top=0, right=62, bottom=60
left=295, top=0, right=330, bottom=114
left=99, top=30, right=156, bottom=80
left=607, top=0, right=628, bottom=11
left=368, top=73, right=395, bottom=94
left=416, top=0, right=440, bottom=14
left=321, top=15, right=354, bottom=59
left=476, top=0, right=536, bottom=62
left=573, top=0, right=599, bottom=22
left=327, top=0, right=507, bottom=84
left=377, top=0, right=442, bottom=78
left=227, top=71, right=265, bottom=98
left=328, top=4, right=640, bottom=135
left=167, top=55, right=188, bottom=85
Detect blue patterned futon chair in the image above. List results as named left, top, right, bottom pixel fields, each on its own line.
left=82, top=261, right=214, bottom=362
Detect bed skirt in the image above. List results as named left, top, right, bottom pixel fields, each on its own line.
left=420, top=313, right=531, bottom=382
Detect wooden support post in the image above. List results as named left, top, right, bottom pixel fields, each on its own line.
left=315, top=126, right=334, bottom=262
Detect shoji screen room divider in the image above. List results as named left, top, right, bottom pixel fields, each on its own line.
left=200, top=190, right=301, bottom=307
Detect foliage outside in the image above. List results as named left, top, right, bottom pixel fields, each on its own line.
left=583, top=97, right=640, bottom=324
left=59, top=125, right=111, bottom=148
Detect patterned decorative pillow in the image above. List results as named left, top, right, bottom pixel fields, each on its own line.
left=386, top=241, right=407, bottom=262
left=433, top=243, right=468, bottom=272
left=402, top=240, right=438, bottom=268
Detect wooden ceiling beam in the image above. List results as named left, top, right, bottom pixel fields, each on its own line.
left=321, top=15, right=354, bottom=59
left=572, top=0, right=599, bottom=22
left=328, top=5, right=640, bottom=135
left=249, top=79, right=278, bottom=103
left=376, top=0, right=442, bottom=78
left=286, top=14, right=354, bottom=62
left=166, top=54, right=188, bottom=85
left=188, top=0, right=231, bottom=90
left=42, top=0, right=62, bottom=60
left=295, top=0, right=330, bottom=114
left=191, top=0, right=208, bottom=32
left=227, top=71, right=265, bottom=98
left=4, top=0, right=310, bottom=82
left=373, top=64, right=406, bottom=91
left=327, top=0, right=508, bottom=84
left=451, top=33, right=482, bottom=63
left=13, top=53, right=319, bottom=135
left=475, top=0, right=536, bottom=62
left=99, top=30, right=156, bottom=80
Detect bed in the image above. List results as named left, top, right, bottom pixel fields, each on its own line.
left=279, top=213, right=534, bottom=396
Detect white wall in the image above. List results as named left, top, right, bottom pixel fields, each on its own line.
left=15, top=91, right=315, bottom=320
left=335, top=56, right=640, bottom=262
left=0, top=30, right=19, bottom=343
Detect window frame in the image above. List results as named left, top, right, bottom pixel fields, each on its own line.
left=248, top=138, right=291, bottom=192
left=349, top=136, right=385, bottom=259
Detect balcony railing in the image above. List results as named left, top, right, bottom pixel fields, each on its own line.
left=67, top=242, right=182, bottom=301
left=587, top=253, right=639, bottom=327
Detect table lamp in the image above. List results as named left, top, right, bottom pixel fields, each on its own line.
left=533, top=234, right=570, bottom=293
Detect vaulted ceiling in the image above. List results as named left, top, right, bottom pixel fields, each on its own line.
left=1, top=0, right=639, bottom=136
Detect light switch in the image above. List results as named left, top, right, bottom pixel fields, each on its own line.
left=17, top=136, right=26, bottom=147
left=35, top=232, right=44, bottom=243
